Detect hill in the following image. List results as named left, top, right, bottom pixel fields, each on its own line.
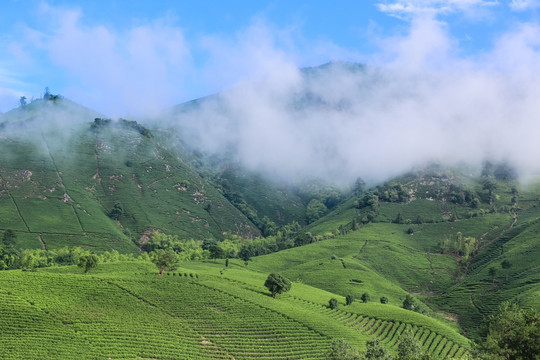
left=252, top=165, right=540, bottom=341
left=0, top=99, right=261, bottom=253
left=0, top=260, right=471, bottom=359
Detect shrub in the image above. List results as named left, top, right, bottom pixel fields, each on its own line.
left=380, top=296, right=389, bottom=304
left=361, top=292, right=370, bottom=303
left=345, top=295, right=354, bottom=305
left=329, top=298, right=339, bottom=310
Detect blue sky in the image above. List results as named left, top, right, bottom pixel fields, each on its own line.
left=1, top=0, right=540, bottom=115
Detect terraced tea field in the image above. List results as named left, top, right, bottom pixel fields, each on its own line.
left=0, top=261, right=471, bottom=359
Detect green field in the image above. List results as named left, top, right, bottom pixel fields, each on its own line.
left=0, top=261, right=471, bottom=359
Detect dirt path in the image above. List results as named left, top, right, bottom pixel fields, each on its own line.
left=38, top=234, right=47, bottom=251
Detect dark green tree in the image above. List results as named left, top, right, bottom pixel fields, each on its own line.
left=501, top=260, right=512, bottom=281
left=380, top=296, right=389, bottom=304
left=108, top=202, right=123, bottom=220
left=264, top=273, right=291, bottom=298
left=151, top=249, right=178, bottom=274
left=403, top=295, right=415, bottom=310
left=329, top=298, right=339, bottom=310
left=238, top=246, right=252, bottom=267
left=326, top=339, right=362, bottom=360
left=397, top=328, right=423, bottom=360
left=365, top=339, right=394, bottom=360
left=346, top=294, right=354, bottom=305
left=489, top=266, right=498, bottom=285
left=260, top=216, right=278, bottom=237
left=2, top=229, right=17, bottom=247
left=209, top=244, right=225, bottom=262
left=475, top=302, right=540, bottom=360
left=306, top=199, right=328, bottom=223
left=361, top=292, right=371, bottom=303
left=19, top=96, right=27, bottom=107
left=77, top=254, right=98, bottom=274
left=294, top=232, right=314, bottom=247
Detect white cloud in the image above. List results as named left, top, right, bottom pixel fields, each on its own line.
left=377, top=0, right=498, bottom=18
left=510, top=0, right=540, bottom=10
left=168, top=16, right=540, bottom=184
left=15, top=3, right=193, bottom=117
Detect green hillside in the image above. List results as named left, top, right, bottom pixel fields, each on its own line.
left=0, top=100, right=260, bottom=253
left=0, top=260, right=470, bottom=359
left=1, top=98, right=539, bottom=358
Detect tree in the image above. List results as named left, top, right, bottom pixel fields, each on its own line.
left=2, top=229, right=17, bottom=247
left=394, top=212, right=403, bottom=224
left=353, top=177, right=366, bottom=196
left=483, top=179, right=497, bottom=198
left=238, top=246, right=252, bottom=267
left=77, top=254, right=98, bottom=274
left=326, top=339, right=362, bottom=360
left=328, top=298, right=339, bottom=309
left=209, top=244, right=224, bottom=262
left=501, top=260, right=512, bottom=281
left=380, top=296, right=389, bottom=304
left=403, top=294, right=415, bottom=310
left=476, top=302, right=540, bottom=359
left=151, top=249, right=178, bottom=274
left=260, top=216, right=277, bottom=237
left=361, top=292, right=371, bottom=303
left=19, top=96, right=27, bottom=107
left=489, top=266, right=498, bottom=285
left=346, top=295, right=354, bottom=305
left=365, top=339, right=394, bottom=360
left=397, top=328, right=423, bottom=360
left=306, top=199, right=328, bottom=223
left=264, top=273, right=291, bottom=298
left=108, top=202, right=123, bottom=220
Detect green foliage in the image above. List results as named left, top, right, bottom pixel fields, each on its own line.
left=475, top=302, right=540, bottom=359
left=306, top=199, right=328, bottom=223
left=329, top=297, right=338, bottom=309
left=107, top=202, right=123, bottom=220
left=326, top=339, right=362, bottom=360
left=2, top=229, right=17, bottom=247
left=365, top=339, right=394, bottom=360
left=264, top=273, right=291, bottom=298
left=361, top=292, right=371, bottom=303
left=397, top=328, right=424, bottom=360
left=151, top=249, right=178, bottom=274
left=403, top=295, right=415, bottom=311
left=345, top=294, right=354, bottom=305
left=380, top=296, right=389, bottom=304
left=77, top=254, right=99, bottom=274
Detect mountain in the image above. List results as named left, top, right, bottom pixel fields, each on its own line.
left=1, top=63, right=539, bottom=358
left=0, top=99, right=262, bottom=253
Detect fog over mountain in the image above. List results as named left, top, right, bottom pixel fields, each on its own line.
left=5, top=8, right=540, bottom=185
left=159, top=17, right=540, bottom=184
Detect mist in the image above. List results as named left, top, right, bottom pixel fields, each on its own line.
left=161, top=17, right=540, bottom=184
left=5, top=4, right=540, bottom=185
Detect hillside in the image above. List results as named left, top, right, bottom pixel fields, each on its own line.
left=252, top=165, right=540, bottom=341
left=0, top=99, right=261, bottom=253
left=0, top=260, right=470, bottom=359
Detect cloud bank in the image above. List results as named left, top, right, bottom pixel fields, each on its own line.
left=167, top=16, right=540, bottom=184
left=4, top=3, right=540, bottom=185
